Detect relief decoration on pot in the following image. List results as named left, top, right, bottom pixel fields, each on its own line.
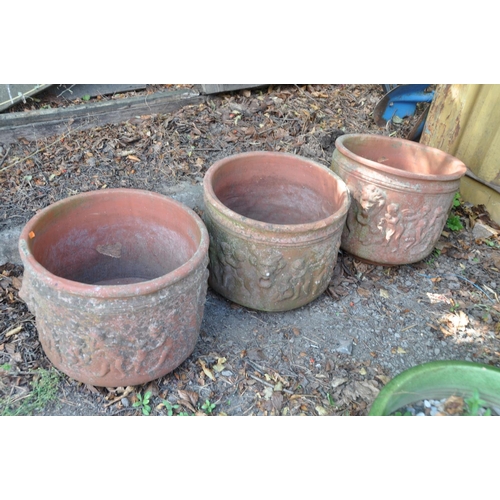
left=25, top=264, right=209, bottom=385
left=345, top=183, right=447, bottom=253
left=208, top=233, right=338, bottom=304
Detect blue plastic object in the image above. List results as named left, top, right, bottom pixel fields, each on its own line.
left=374, top=84, right=434, bottom=126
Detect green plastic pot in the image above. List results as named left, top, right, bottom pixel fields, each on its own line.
left=369, top=360, right=500, bottom=416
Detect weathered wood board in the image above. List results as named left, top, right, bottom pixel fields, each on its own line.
left=199, top=84, right=266, bottom=94
left=0, top=89, right=204, bottom=145
left=46, top=84, right=147, bottom=100
left=0, top=84, right=52, bottom=112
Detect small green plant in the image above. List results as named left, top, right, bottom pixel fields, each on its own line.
left=81, top=94, right=91, bottom=101
left=162, top=400, right=180, bottom=416
left=425, top=248, right=441, bottom=266
left=446, top=214, right=463, bottom=231
left=446, top=193, right=464, bottom=232
left=327, top=393, right=336, bottom=407
left=484, top=239, right=498, bottom=248
left=0, top=367, right=61, bottom=416
left=133, top=390, right=152, bottom=416
left=464, top=389, right=492, bottom=416
left=201, top=399, right=216, bottom=414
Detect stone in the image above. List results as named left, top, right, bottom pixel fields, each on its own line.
left=472, top=221, right=498, bottom=240
left=0, top=225, right=23, bottom=266
left=334, top=338, right=354, bottom=355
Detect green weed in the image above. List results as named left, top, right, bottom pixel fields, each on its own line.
left=133, top=390, right=152, bottom=416
left=445, top=193, right=464, bottom=232
left=446, top=214, right=463, bottom=232
left=201, top=399, right=216, bottom=415
left=425, top=248, right=441, bottom=266
left=0, top=367, right=61, bottom=416
left=162, top=400, right=180, bottom=416
left=464, top=389, right=492, bottom=416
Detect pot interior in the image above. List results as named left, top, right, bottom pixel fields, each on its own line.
left=339, top=135, right=466, bottom=178
left=210, top=154, right=347, bottom=225
left=26, top=191, right=202, bottom=285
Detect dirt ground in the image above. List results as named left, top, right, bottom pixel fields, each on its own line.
left=1, top=84, right=499, bottom=416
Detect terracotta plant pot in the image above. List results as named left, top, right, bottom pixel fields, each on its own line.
left=19, top=189, right=209, bottom=387
left=203, top=151, right=350, bottom=312
left=368, top=360, right=500, bottom=416
left=331, top=134, right=467, bottom=265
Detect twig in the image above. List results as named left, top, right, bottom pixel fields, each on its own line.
left=4, top=325, right=22, bottom=338
left=247, top=373, right=294, bottom=395
left=0, top=146, right=10, bottom=169
left=292, top=84, right=321, bottom=107
left=400, top=324, right=417, bottom=332
left=245, top=358, right=266, bottom=375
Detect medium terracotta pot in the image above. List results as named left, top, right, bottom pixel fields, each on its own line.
left=203, top=151, right=350, bottom=312
left=331, top=134, right=467, bottom=265
left=19, top=189, right=209, bottom=387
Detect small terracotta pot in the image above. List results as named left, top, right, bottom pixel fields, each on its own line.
left=19, top=189, right=209, bottom=387
left=331, top=134, right=467, bottom=265
left=203, top=151, right=350, bottom=312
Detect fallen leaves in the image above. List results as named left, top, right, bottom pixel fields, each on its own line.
left=198, top=359, right=216, bottom=381
left=438, top=310, right=470, bottom=337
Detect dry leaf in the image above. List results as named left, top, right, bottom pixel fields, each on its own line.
left=315, top=405, right=329, bottom=416
left=263, top=387, right=273, bottom=400
left=331, top=377, right=348, bottom=388
left=444, top=395, right=464, bottom=415
left=96, top=243, right=122, bottom=258
left=379, top=289, right=389, bottom=299
left=342, top=380, right=380, bottom=401
left=11, top=276, right=22, bottom=290
left=199, top=359, right=216, bottom=381
left=357, top=287, right=371, bottom=298
left=271, top=392, right=283, bottom=411
left=212, top=357, right=227, bottom=373
left=177, top=390, right=198, bottom=412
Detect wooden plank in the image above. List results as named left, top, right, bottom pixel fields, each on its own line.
left=0, top=84, right=52, bottom=112
left=199, top=84, right=266, bottom=94
left=46, top=84, right=147, bottom=100
left=0, top=89, right=204, bottom=144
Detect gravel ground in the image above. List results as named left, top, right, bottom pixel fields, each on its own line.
left=1, top=84, right=499, bottom=416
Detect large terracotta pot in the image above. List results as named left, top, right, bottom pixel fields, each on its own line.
left=203, top=151, right=350, bottom=312
left=331, top=134, right=467, bottom=265
left=19, top=189, right=209, bottom=387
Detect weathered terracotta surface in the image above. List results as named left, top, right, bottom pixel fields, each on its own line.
left=19, top=189, right=209, bottom=387
left=331, top=134, right=467, bottom=265
left=203, top=151, right=350, bottom=312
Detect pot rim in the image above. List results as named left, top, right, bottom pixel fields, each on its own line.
left=19, top=188, right=209, bottom=299
left=203, top=151, right=351, bottom=234
left=335, top=133, right=467, bottom=182
left=368, top=360, right=500, bottom=416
